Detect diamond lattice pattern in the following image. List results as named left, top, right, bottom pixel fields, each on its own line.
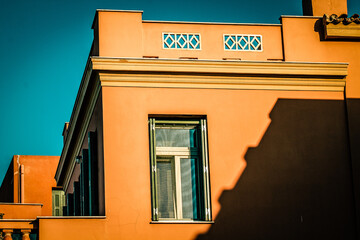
left=163, top=33, right=201, bottom=49
left=224, top=34, right=262, bottom=51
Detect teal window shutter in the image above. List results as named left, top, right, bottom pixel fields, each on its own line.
left=88, top=131, right=99, bottom=216
left=81, top=149, right=90, bottom=216
left=73, top=181, right=81, bottom=216
left=149, top=118, right=158, bottom=220
left=66, top=193, right=74, bottom=216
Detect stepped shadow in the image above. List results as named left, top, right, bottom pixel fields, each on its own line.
left=196, top=99, right=356, bottom=240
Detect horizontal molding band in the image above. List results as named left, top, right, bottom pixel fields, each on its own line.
left=91, top=57, right=348, bottom=77
left=94, top=57, right=347, bottom=91
left=101, top=81, right=343, bottom=91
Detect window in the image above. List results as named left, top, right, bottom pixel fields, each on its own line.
left=149, top=118, right=211, bottom=221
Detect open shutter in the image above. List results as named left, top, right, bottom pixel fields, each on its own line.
left=67, top=193, right=74, bottom=216
left=73, top=181, right=81, bottom=216
left=81, top=149, right=90, bottom=216
left=149, top=118, right=158, bottom=220
left=52, top=190, right=65, bottom=216
left=200, top=119, right=211, bottom=221
left=88, top=131, right=99, bottom=216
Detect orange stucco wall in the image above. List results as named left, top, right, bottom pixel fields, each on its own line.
left=38, top=218, right=106, bottom=239
left=311, top=0, right=347, bottom=16
left=0, top=204, right=42, bottom=219
left=12, top=155, right=59, bottom=216
left=281, top=17, right=360, bottom=98
left=39, top=86, right=343, bottom=239
left=99, top=87, right=341, bottom=239
left=97, top=11, right=283, bottom=61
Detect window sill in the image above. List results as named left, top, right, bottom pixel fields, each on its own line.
left=150, top=220, right=214, bottom=224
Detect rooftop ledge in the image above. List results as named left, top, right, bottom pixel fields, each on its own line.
left=91, top=57, right=348, bottom=77
left=91, top=57, right=347, bottom=92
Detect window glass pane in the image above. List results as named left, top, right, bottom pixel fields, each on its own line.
left=180, top=158, right=198, bottom=219
left=157, top=160, right=175, bottom=218
left=156, top=128, right=197, bottom=147
left=55, top=209, right=60, bottom=216
left=29, top=234, right=37, bottom=240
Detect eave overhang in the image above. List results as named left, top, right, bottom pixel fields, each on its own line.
left=93, top=57, right=347, bottom=91
left=55, top=57, right=348, bottom=190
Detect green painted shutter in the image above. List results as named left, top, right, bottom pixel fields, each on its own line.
left=80, top=157, right=84, bottom=216
left=67, top=193, right=74, bottom=216
left=63, top=206, right=67, bottom=216
left=149, top=118, right=158, bottom=220
left=81, top=149, right=90, bottom=216
left=73, top=181, right=81, bottom=216
left=52, top=190, right=65, bottom=216
left=200, top=119, right=211, bottom=221
left=88, top=131, right=99, bottom=216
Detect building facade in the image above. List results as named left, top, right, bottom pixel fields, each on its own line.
left=1, top=0, right=360, bottom=239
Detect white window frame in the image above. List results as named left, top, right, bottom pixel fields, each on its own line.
left=149, top=118, right=211, bottom=222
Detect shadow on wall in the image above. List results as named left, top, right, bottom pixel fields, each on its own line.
left=196, top=99, right=356, bottom=240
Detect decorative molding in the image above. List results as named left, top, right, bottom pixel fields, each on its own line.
left=92, top=57, right=347, bottom=92
left=162, top=33, right=201, bottom=50
left=99, top=73, right=345, bottom=91
left=323, top=14, right=360, bottom=39
left=91, top=57, right=348, bottom=77
left=224, top=34, right=262, bottom=51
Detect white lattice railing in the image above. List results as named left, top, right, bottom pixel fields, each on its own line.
left=163, top=33, right=201, bottom=50
left=224, top=34, right=262, bottom=51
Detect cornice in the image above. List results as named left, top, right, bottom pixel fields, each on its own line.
left=92, top=57, right=347, bottom=92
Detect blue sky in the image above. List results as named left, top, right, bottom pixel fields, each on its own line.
left=0, top=0, right=359, bottom=184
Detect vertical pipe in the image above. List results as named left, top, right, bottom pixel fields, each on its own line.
left=20, top=164, right=25, bottom=203
left=16, top=155, right=20, bottom=203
